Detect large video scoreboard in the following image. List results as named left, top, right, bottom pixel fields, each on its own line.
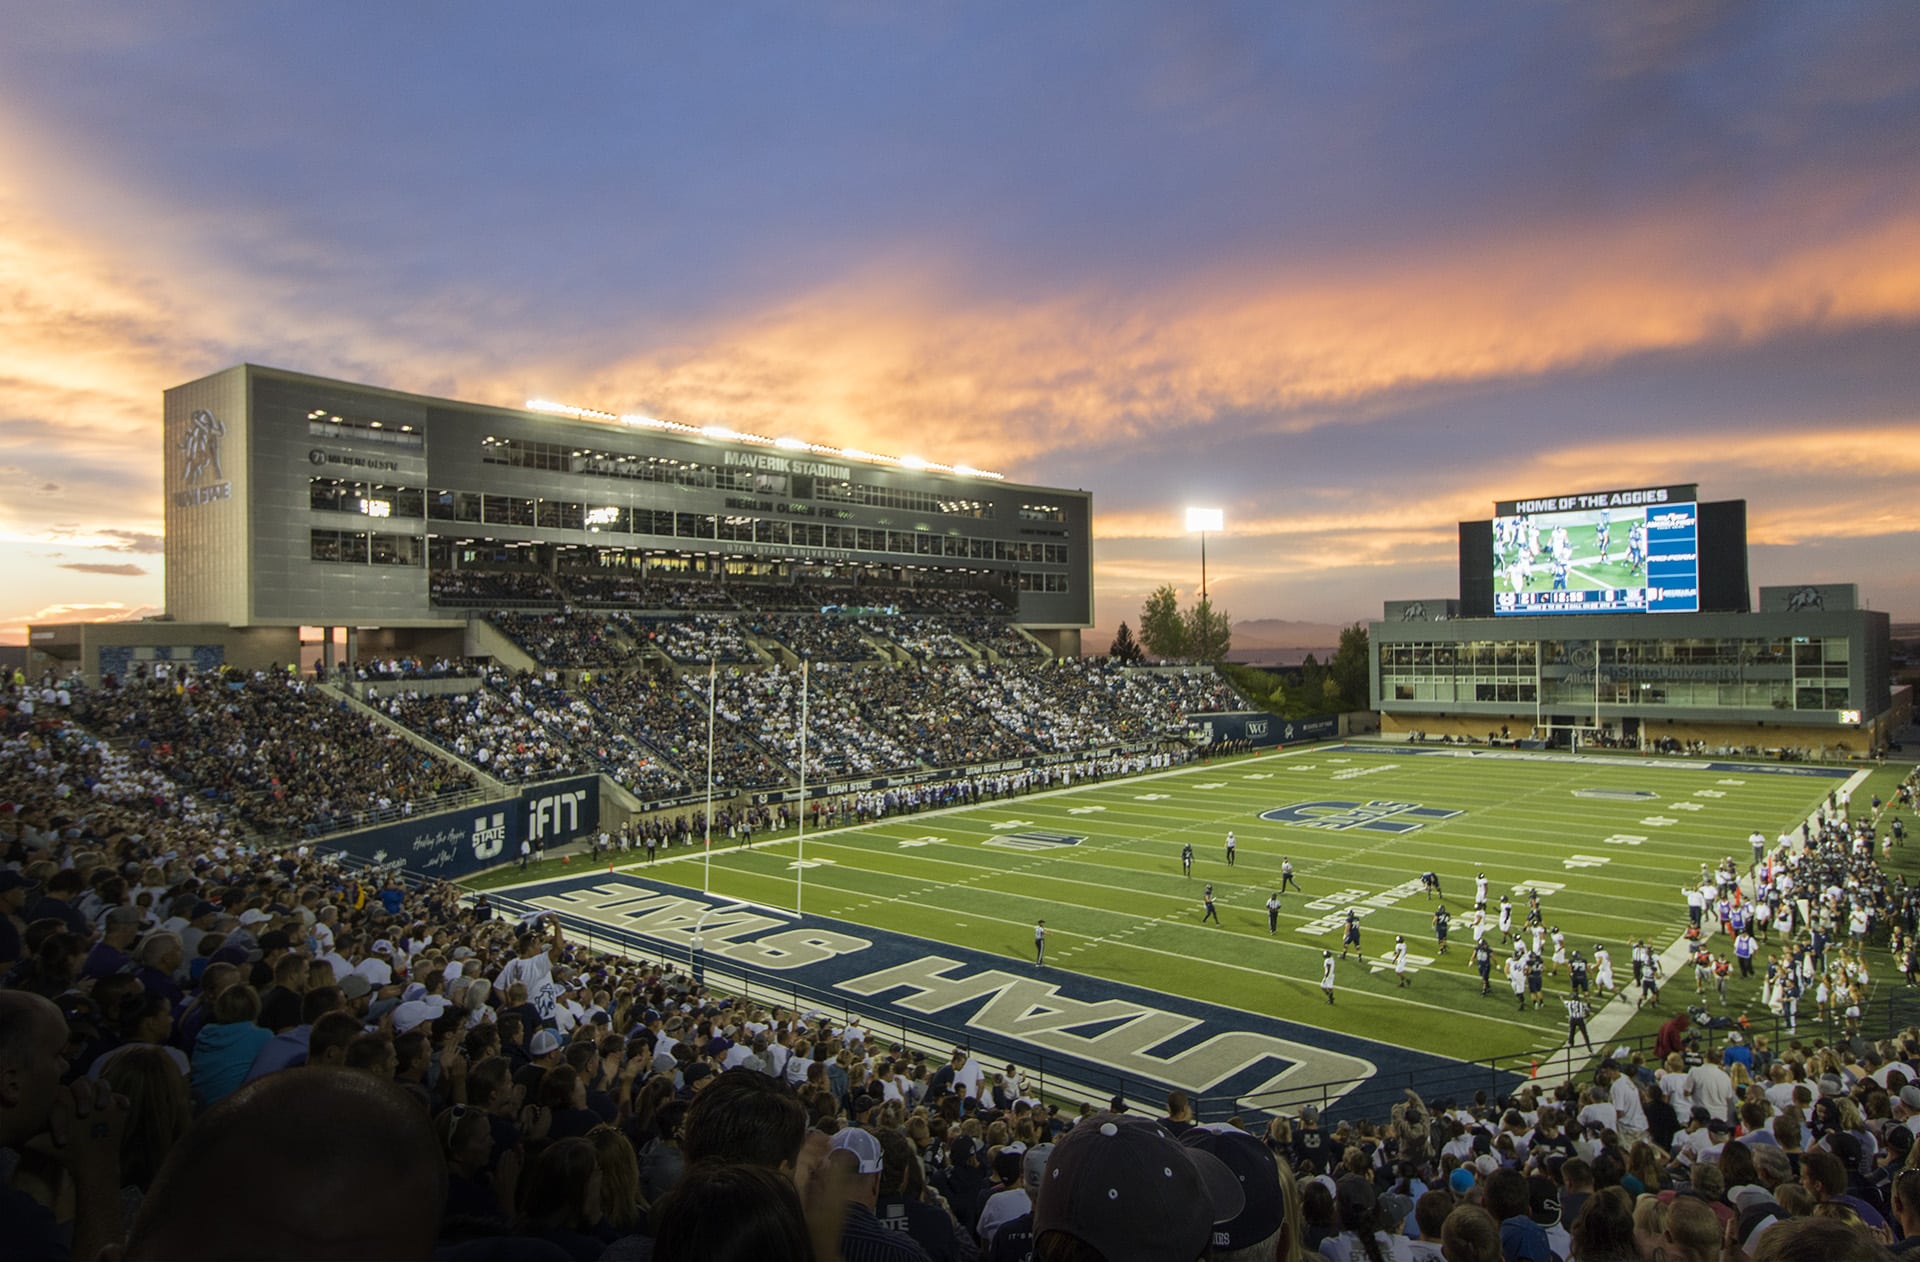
left=1490, top=484, right=1699, bottom=617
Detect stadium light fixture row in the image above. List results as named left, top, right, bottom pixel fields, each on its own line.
left=523, top=398, right=1003, bottom=481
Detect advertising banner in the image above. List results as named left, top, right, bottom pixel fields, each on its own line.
left=326, top=775, right=602, bottom=880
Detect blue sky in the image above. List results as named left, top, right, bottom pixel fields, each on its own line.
left=2, top=3, right=1917, bottom=642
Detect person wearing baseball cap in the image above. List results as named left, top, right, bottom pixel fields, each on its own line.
left=1182, top=1124, right=1291, bottom=1259
left=826, top=1126, right=931, bottom=1259
left=1033, top=1112, right=1244, bottom=1260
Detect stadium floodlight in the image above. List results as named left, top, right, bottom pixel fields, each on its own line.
left=521, top=397, right=1005, bottom=479
left=1186, top=507, right=1223, bottom=599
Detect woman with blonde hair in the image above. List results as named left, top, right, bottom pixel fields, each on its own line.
left=1632, top=1194, right=1670, bottom=1260
left=589, top=1123, right=646, bottom=1234
left=462, top=976, right=495, bottom=1027
left=103, top=1045, right=193, bottom=1235
left=1626, top=1141, right=1670, bottom=1194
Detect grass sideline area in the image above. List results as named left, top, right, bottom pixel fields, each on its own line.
left=466, top=744, right=1916, bottom=1068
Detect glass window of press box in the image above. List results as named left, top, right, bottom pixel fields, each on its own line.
left=1380, top=636, right=1853, bottom=711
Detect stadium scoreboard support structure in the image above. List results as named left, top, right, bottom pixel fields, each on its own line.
left=1371, top=483, right=1898, bottom=757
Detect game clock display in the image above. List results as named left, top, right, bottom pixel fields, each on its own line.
left=1491, top=488, right=1699, bottom=616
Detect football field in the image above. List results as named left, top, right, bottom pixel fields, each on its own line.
left=533, top=744, right=1854, bottom=1067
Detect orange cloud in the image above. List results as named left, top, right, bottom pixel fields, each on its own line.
left=0, top=600, right=160, bottom=641
left=493, top=205, right=1920, bottom=475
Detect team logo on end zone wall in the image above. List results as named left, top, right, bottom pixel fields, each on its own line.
left=470, top=811, right=507, bottom=860
left=1259, top=800, right=1464, bottom=834
left=982, top=831, right=1085, bottom=852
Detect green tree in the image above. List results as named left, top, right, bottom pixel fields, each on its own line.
left=1299, top=652, right=1326, bottom=701
left=1137, top=584, right=1189, bottom=659
left=1108, top=621, right=1145, bottom=664
left=1328, top=621, right=1371, bottom=710
left=1184, top=597, right=1233, bottom=663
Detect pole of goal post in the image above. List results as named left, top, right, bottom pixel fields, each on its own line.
left=704, top=657, right=715, bottom=895
left=796, top=660, right=808, bottom=914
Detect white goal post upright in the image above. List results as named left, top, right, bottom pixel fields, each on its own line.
left=796, top=661, right=808, bottom=914
left=703, top=658, right=716, bottom=894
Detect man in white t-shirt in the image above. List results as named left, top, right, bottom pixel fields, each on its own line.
left=1607, top=1064, right=1648, bottom=1143
left=949, top=1048, right=986, bottom=1101
left=1671, top=1108, right=1718, bottom=1166
left=1688, top=1057, right=1736, bottom=1122
left=493, top=915, right=565, bottom=1025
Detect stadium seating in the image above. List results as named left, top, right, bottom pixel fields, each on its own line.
left=6, top=664, right=1918, bottom=1260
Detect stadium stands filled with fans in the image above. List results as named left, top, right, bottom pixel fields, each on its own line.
left=7, top=663, right=1920, bottom=1261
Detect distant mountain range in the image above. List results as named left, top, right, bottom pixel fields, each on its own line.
left=1085, top=617, right=1352, bottom=663
left=1229, top=618, right=1353, bottom=649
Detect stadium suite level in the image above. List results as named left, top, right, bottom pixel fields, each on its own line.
left=1369, top=486, right=1903, bottom=757
left=30, top=363, right=1093, bottom=680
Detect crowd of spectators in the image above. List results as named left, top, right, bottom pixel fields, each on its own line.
left=379, top=679, right=596, bottom=785
left=492, top=613, right=644, bottom=671
left=719, top=664, right=922, bottom=781
left=0, top=669, right=1273, bottom=1262
left=350, top=656, right=477, bottom=682
left=945, top=617, right=1045, bottom=660
left=71, top=671, right=477, bottom=837
left=555, top=574, right=741, bottom=612
left=585, top=670, right=789, bottom=793
left=744, top=615, right=890, bottom=663
left=635, top=615, right=760, bottom=666
left=871, top=616, right=982, bottom=662
left=431, top=570, right=560, bottom=606
left=8, top=666, right=1920, bottom=1261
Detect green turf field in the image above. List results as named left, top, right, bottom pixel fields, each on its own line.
left=473, top=745, right=1888, bottom=1065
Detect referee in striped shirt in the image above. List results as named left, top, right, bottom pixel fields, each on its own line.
left=1564, top=994, right=1594, bottom=1051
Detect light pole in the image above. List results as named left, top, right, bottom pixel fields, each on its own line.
left=1185, top=507, right=1223, bottom=600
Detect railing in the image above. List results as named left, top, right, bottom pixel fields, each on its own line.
left=301, top=786, right=489, bottom=840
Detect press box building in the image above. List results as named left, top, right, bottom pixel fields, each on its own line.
left=30, top=364, right=1094, bottom=678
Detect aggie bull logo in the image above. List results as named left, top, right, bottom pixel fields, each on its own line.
left=173, top=409, right=233, bottom=507
left=1260, top=799, right=1464, bottom=834
left=181, top=409, right=225, bottom=484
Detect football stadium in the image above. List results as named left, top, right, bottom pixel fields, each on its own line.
left=8, top=367, right=1916, bottom=1257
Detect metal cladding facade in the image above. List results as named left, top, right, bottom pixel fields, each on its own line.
left=162, top=364, right=1092, bottom=630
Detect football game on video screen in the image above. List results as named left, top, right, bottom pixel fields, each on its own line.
left=1491, top=485, right=1699, bottom=616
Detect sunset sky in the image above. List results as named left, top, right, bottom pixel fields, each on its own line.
left=2, top=4, right=1917, bottom=646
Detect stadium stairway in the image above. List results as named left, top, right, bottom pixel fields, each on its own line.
left=322, top=681, right=517, bottom=801
left=465, top=616, right=541, bottom=673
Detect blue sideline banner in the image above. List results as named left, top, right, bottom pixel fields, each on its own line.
left=325, top=775, right=602, bottom=880
left=1190, top=711, right=1337, bottom=747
